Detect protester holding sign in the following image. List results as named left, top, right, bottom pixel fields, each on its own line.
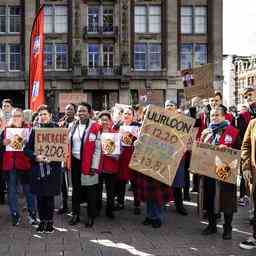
left=0, top=108, right=36, bottom=226
left=199, top=107, right=240, bottom=240
left=97, top=111, right=119, bottom=219
left=57, top=103, right=76, bottom=215
left=24, top=105, right=62, bottom=233
left=114, top=107, right=141, bottom=215
left=165, top=100, right=188, bottom=216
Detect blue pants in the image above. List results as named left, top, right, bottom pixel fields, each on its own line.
left=6, top=170, right=35, bottom=217
left=146, top=201, right=163, bottom=221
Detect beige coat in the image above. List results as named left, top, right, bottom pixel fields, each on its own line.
left=241, top=119, right=256, bottom=181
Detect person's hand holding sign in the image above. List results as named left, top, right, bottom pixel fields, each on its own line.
left=3, top=138, right=11, bottom=146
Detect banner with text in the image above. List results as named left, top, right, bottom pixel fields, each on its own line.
left=35, top=128, right=69, bottom=162
left=129, top=105, right=195, bottom=186
left=190, top=142, right=240, bottom=184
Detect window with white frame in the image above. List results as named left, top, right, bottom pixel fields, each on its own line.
left=180, top=6, right=207, bottom=34
left=88, top=44, right=100, bottom=68
left=180, top=44, right=193, bottom=70
left=149, top=44, right=161, bottom=70
left=0, top=44, right=20, bottom=71
left=135, top=6, right=146, bottom=33
left=180, top=7, right=192, bottom=34
left=195, top=44, right=207, bottom=66
left=88, top=7, right=100, bottom=33
left=44, top=5, right=67, bottom=33
left=135, top=5, right=161, bottom=33
left=44, top=43, right=68, bottom=70
left=9, top=44, right=20, bottom=71
left=9, top=6, right=20, bottom=33
left=180, top=43, right=207, bottom=70
left=103, top=7, right=113, bottom=32
left=0, top=44, right=6, bottom=70
left=0, top=6, right=20, bottom=33
left=194, top=7, right=207, bottom=34
left=134, top=43, right=161, bottom=71
left=148, top=6, right=161, bottom=33
left=103, top=44, right=113, bottom=68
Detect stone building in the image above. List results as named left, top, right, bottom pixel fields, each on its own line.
left=0, top=0, right=223, bottom=111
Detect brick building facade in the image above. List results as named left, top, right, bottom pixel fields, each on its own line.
left=0, top=0, right=223, bottom=111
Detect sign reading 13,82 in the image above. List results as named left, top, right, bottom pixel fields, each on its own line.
left=35, top=128, right=69, bottom=162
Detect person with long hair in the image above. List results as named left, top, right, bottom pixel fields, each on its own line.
left=1, top=108, right=36, bottom=226
left=114, top=107, right=141, bottom=214
left=24, top=105, right=62, bottom=233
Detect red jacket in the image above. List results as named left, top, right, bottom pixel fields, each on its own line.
left=218, top=125, right=239, bottom=147
left=225, top=113, right=234, bottom=124
left=2, top=126, right=32, bottom=172
left=202, top=124, right=239, bottom=148
left=81, top=122, right=101, bottom=175
left=99, top=126, right=119, bottom=174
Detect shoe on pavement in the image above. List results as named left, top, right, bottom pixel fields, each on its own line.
left=12, top=214, right=20, bottom=226
left=239, top=237, right=256, bottom=250
left=69, top=215, right=80, bottom=226
left=201, top=225, right=217, bottom=235
left=142, top=218, right=153, bottom=226
left=45, top=221, right=54, bottom=233
left=152, top=219, right=162, bottom=228
left=36, top=221, right=45, bottom=233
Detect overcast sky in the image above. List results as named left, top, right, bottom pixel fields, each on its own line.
left=223, top=0, right=256, bottom=55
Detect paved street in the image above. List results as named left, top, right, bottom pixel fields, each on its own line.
left=0, top=192, right=255, bottom=256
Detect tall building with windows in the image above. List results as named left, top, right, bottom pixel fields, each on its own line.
left=0, top=0, right=223, bottom=111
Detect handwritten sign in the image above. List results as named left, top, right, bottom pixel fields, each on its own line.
left=181, top=64, right=215, bottom=100
left=190, top=142, right=240, bottom=184
left=6, top=128, right=30, bottom=152
left=101, top=133, right=121, bottom=155
left=35, top=128, right=69, bottom=162
left=59, top=92, right=87, bottom=112
left=129, top=105, right=195, bottom=186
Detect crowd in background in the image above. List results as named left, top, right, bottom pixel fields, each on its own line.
left=0, top=88, right=255, bottom=250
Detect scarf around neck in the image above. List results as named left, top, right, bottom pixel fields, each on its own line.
left=208, top=120, right=228, bottom=145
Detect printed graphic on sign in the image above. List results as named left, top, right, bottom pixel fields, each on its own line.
left=190, top=142, right=240, bottom=184
left=6, top=128, right=30, bottom=152
left=35, top=128, right=69, bottom=162
left=101, top=133, right=120, bottom=155
left=119, top=126, right=139, bottom=146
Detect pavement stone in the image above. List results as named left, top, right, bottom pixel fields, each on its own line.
left=0, top=192, right=255, bottom=255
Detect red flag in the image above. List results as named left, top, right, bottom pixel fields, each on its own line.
left=29, top=5, right=45, bottom=112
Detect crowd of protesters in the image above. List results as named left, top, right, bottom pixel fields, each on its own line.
left=0, top=88, right=255, bottom=251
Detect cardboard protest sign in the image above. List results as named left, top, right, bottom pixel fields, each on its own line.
left=129, top=105, right=195, bottom=186
left=101, top=133, right=121, bottom=155
left=119, top=125, right=139, bottom=146
left=59, top=92, right=87, bottom=112
left=6, top=128, right=30, bottom=151
left=187, top=127, right=199, bottom=151
left=35, top=128, right=69, bottom=162
left=181, top=64, right=215, bottom=100
left=190, top=142, right=240, bottom=184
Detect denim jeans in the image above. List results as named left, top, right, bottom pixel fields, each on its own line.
left=146, top=200, right=163, bottom=221
left=6, top=170, right=35, bottom=217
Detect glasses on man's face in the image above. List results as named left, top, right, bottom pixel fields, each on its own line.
left=12, top=114, right=22, bottom=118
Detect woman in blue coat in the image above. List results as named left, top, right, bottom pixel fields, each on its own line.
left=24, top=105, right=62, bottom=233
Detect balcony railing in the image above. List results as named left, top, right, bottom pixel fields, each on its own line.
left=83, top=26, right=118, bottom=39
